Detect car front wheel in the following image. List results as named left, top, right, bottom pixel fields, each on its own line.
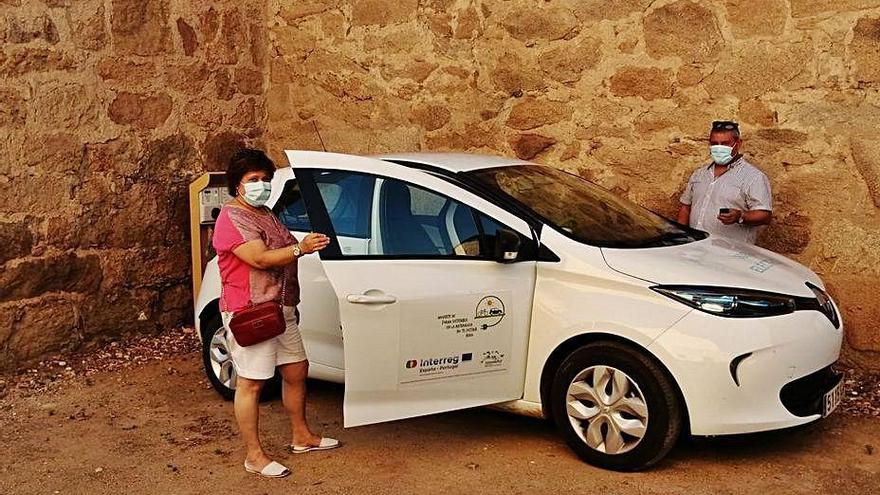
left=201, top=313, right=237, bottom=400
left=550, top=340, right=682, bottom=471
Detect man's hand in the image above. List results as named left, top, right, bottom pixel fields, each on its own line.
left=717, top=209, right=742, bottom=225
left=299, top=233, right=331, bottom=254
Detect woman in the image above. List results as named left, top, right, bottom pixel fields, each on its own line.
left=212, top=148, right=338, bottom=478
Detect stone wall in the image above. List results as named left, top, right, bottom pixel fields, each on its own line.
left=265, top=0, right=880, bottom=368
left=0, top=0, right=267, bottom=369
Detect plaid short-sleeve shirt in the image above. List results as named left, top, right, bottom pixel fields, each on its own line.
left=212, top=204, right=300, bottom=313
left=679, top=156, right=772, bottom=244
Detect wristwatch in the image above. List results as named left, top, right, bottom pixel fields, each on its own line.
left=291, top=244, right=302, bottom=257
left=737, top=214, right=745, bottom=225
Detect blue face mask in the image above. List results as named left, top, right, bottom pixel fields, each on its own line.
left=710, top=145, right=735, bottom=165
left=240, top=181, right=271, bottom=207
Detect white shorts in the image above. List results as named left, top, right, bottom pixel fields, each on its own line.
left=221, top=305, right=307, bottom=380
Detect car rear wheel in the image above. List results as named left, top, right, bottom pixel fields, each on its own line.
left=550, top=340, right=682, bottom=471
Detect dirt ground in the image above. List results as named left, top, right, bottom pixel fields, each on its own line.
left=1, top=347, right=878, bottom=495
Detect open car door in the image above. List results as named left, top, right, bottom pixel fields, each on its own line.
left=287, top=151, right=538, bottom=427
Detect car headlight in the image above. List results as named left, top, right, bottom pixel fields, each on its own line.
left=651, top=286, right=796, bottom=318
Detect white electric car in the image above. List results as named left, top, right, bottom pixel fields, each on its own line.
left=194, top=151, right=843, bottom=471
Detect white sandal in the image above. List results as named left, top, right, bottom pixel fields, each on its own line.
left=288, top=437, right=341, bottom=454
left=244, top=460, right=291, bottom=478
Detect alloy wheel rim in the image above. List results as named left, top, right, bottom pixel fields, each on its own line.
left=209, top=326, right=237, bottom=390
left=565, top=365, right=649, bottom=455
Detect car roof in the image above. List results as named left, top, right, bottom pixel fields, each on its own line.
left=372, top=152, right=533, bottom=173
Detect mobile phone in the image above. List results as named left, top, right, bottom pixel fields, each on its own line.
left=719, top=208, right=730, bottom=214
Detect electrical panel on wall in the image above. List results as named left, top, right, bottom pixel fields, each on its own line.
left=199, top=186, right=233, bottom=224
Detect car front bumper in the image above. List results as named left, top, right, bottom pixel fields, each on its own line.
left=648, top=305, right=843, bottom=436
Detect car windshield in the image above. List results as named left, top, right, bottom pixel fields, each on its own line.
left=468, top=165, right=706, bottom=248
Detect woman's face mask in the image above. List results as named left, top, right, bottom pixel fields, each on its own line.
left=240, top=180, right=271, bottom=207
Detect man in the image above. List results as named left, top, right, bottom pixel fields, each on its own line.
left=677, top=121, right=772, bottom=244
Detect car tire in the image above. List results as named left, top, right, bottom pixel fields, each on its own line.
left=550, top=340, right=682, bottom=471
left=200, top=312, right=280, bottom=402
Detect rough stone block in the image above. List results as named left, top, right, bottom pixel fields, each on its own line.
left=738, top=99, right=777, bottom=126
left=571, top=0, right=653, bottom=21
left=790, top=0, right=880, bottom=18
left=278, top=0, right=340, bottom=23
left=0, top=254, right=102, bottom=303
left=31, top=82, right=99, bottom=131
left=351, top=0, right=418, bottom=26
left=703, top=41, right=814, bottom=98
left=233, top=68, right=263, bottom=95
left=610, top=66, right=675, bottom=100
left=97, top=57, right=158, bottom=87
left=538, top=37, right=602, bottom=84
left=80, top=289, right=158, bottom=338
left=509, top=133, right=556, bottom=160
left=176, top=18, right=198, bottom=56
left=825, top=275, right=880, bottom=354
left=70, top=1, right=107, bottom=50
left=108, top=91, right=173, bottom=129
left=722, top=0, right=787, bottom=38
left=2, top=12, right=59, bottom=44
left=756, top=213, right=812, bottom=254
left=411, top=104, right=451, bottom=131
left=0, top=47, right=76, bottom=76
left=207, top=9, right=245, bottom=65
left=851, top=138, right=880, bottom=207
left=850, top=16, right=880, bottom=85
left=0, top=86, right=27, bottom=127
left=163, top=61, right=209, bottom=95
left=202, top=131, right=247, bottom=172
left=506, top=98, right=572, bottom=130
left=6, top=295, right=81, bottom=363
left=501, top=6, right=579, bottom=42
left=110, top=0, right=170, bottom=55
left=0, top=220, right=34, bottom=265
left=644, top=1, right=723, bottom=63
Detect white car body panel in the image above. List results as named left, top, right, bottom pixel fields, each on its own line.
left=520, top=227, right=693, bottom=404
left=287, top=151, right=537, bottom=427
left=602, top=236, right=823, bottom=297
left=194, top=150, right=843, bottom=439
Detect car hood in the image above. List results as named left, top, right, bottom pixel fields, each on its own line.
left=600, top=236, right=822, bottom=298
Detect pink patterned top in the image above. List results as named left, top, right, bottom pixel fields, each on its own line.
left=212, top=204, right=300, bottom=314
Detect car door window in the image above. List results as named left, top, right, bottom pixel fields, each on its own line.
left=376, top=176, right=512, bottom=258
left=273, top=179, right=312, bottom=232
left=313, top=171, right=375, bottom=239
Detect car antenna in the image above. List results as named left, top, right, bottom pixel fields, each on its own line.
left=312, top=120, right=328, bottom=152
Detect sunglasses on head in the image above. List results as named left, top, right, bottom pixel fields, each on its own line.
left=712, top=121, right=739, bottom=132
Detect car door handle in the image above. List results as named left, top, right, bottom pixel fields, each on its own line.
left=346, top=294, right=398, bottom=304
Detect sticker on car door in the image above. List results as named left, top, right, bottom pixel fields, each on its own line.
left=398, top=291, right=512, bottom=385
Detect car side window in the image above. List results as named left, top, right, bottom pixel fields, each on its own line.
left=273, top=179, right=312, bottom=232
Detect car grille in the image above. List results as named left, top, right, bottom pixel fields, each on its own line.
left=779, top=366, right=842, bottom=417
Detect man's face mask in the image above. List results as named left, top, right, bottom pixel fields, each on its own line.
left=709, top=145, right=735, bottom=165
left=240, top=181, right=271, bottom=207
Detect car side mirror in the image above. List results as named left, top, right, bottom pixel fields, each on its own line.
left=494, top=228, right=521, bottom=263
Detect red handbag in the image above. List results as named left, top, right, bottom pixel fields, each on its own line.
left=228, top=300, right=285, bottom=347
left=225, top=277, right=287, bottom=347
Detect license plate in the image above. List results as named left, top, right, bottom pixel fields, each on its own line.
left=822, top=380, right=843, bottom=417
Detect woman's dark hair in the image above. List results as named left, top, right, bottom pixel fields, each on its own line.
left=226, top=148, right=276, bottom=196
